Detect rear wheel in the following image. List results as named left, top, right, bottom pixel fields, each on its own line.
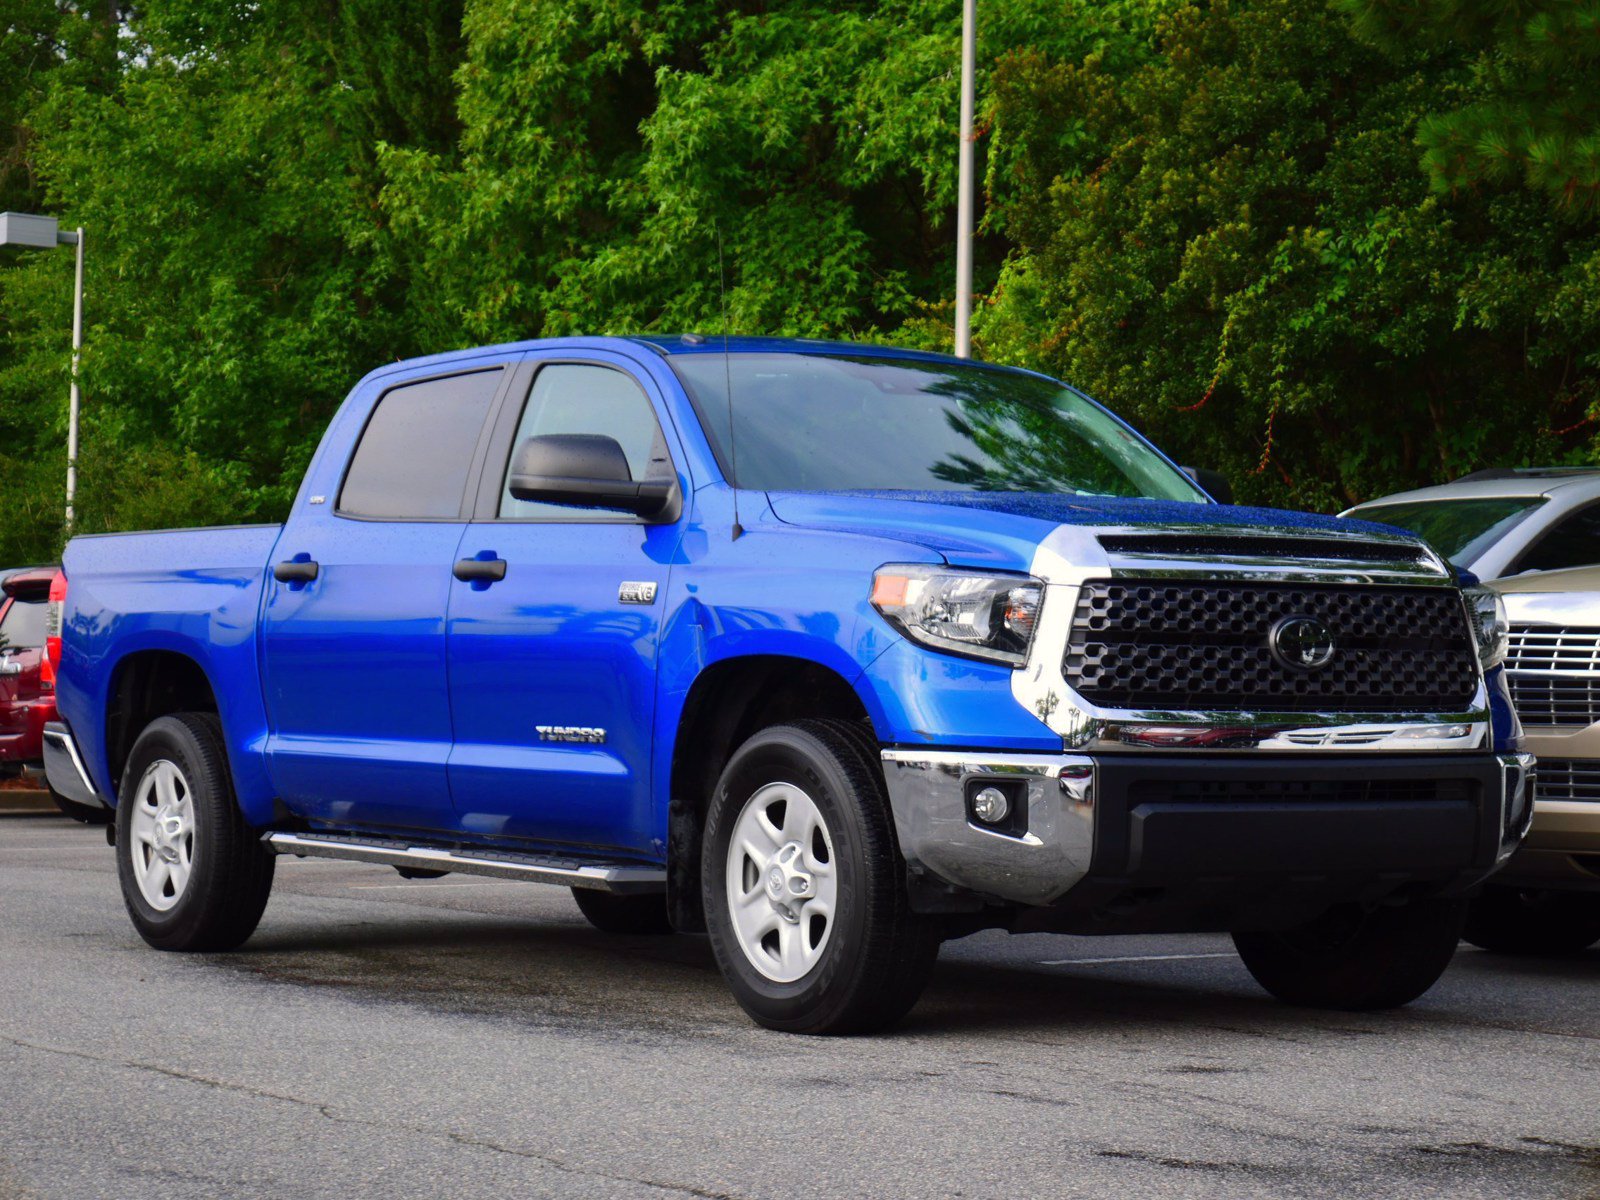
left=1462, top=886, right=1600, bottom=956
left=1233, top=897, right=1466, bottom=1011
left=571, top=888, right=673, bottom=935
left=702, top=720, right=940, bottom=1034
left=116, top=713, right=275, bottom=952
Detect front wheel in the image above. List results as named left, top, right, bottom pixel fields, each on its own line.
left=1233, top=897, right=1466, bottom=1011
left=116, top=713, right=275, bottom=952
left=702, top=720, right=940, bottom=1035
left=1462, top=886, right=1600, bottom=956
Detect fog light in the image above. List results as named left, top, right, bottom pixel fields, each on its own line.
left=972, top=786, right=1010, bottom=824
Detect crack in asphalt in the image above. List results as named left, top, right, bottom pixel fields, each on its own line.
left=1, top=1034, right=745, bottom=1199
left=1096, top=1148, right=1264, bottom=1174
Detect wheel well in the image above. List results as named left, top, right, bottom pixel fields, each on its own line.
left=105, top=651, right=219, bottom=794
left=667, top=656, right=875, bottom=932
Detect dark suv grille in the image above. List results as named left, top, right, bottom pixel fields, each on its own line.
left=1065, top=580, right=1479, bottom=712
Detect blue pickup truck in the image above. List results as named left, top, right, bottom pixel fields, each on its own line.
left=45, top=337, right=1531, bottom=1033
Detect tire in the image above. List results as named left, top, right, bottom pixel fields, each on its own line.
left=701, top=719, right=940, bottom=1035
left=1233, top=897, right=1467, bottom=1011
left=571, top=888, right=674, bottom=935
left=51, top=786, right=110, bottom=825
left=116, top=713, right=275, bottom=952
left=1462, top=886, right=1600, bottom=956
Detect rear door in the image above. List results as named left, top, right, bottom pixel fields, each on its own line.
left=445, top=352, right=690, bottom=854
left=259, top=363, right=509, bottom=831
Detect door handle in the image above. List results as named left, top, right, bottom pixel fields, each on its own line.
left=273, top=559, right=320, bottom=583
left=453, top=557, right=507, bottom=584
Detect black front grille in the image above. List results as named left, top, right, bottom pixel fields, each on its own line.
left=1508, top=676, right=1600, bottom=727
left=1065, top=580, right=1479, bottom=712
left=1534, top=760, right=1600, bottom=804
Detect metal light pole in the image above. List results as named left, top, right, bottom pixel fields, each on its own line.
left=953, top=0, right=976, bottom=358
left=0, top=212, right=84, bottom=532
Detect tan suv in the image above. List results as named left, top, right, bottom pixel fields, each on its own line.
left=1465, top=565, right=1600, bottom=954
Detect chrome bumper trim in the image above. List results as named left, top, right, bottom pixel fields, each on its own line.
left=42, top=721, right=102, bottom=808
left=879, top=749, right=1096, bottom=906
left=1498, top=751, right=1537, bottom=863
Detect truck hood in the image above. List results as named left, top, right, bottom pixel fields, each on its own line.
left=764, top=490, right=1409, bottom=573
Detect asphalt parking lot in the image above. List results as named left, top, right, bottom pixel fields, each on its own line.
left=2, top=807, right=1596, bottom=1200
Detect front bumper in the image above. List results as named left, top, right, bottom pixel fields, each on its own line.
left=42, top=720, right=105, bottom=809
left=881, top=749, right=1533, bottom=925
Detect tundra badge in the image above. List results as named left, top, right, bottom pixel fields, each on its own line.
left=537, top=726, right=608, bottom=744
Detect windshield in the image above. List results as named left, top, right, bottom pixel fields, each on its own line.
left=669, top=353, right=1207, bottom=501
left=1353, top=497, right=1548, bottom=567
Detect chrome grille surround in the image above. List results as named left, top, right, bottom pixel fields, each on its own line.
left=1011, top=521, right=1491, bottom=753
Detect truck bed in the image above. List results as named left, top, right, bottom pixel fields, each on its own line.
left=58, top=524, right=284, bottom=813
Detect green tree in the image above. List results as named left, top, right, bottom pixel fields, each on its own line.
left=1340, top=0, right=1600, bottom=210
left=980, top=0, right=1600, bottom=510
left=0, top=0, right=466, bottom=562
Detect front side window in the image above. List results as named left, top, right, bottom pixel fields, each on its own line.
left=1353, top=497, right=1549, bottom=568
left=668, top=353, right=1206, bottom=501
left=339, top=369, right=503, bottom=519
left=498, top=364, right=674, bottom=519
left=1515, top=505, right=1600, bottom=574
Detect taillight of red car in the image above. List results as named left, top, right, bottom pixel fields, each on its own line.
left=41, top=570, right=66, bottom=691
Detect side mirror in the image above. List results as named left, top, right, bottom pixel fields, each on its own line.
left=507, top=434, right=680, bottom=521
left=1182, top=466, right=1234, bottom=506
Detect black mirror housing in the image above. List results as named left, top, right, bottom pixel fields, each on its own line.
left=1182, top=466, right=1234, bottom=506
left=507, top=434, right=680, bottom=521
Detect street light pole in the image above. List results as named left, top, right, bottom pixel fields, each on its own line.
left=65, top=227, right=83, bottom=532
left=954, top=0, right=976, bottom=359
left=0, top=212, right=84, bottom=534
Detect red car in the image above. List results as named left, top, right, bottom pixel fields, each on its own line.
left=0, top=566, right=95, bottom=820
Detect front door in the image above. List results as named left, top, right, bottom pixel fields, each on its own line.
left=260, top=364, right=507, bottom=830
left=446, top=355, right=688, bottom=855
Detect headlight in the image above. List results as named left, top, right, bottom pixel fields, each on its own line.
left=871, top=565, right=1044, bottom=667
left=1464, top=585, right=1508, bottom=670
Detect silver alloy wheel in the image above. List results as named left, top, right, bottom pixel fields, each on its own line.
left=128, top=759, right=195, bottom=912
left=725, top=782, right=838, bottom=983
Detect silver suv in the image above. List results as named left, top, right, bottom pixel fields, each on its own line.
left=1343, top=467, right=1600, bottom=578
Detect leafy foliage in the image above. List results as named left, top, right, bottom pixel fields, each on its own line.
left=978, top=0, right=1600, bottom=510
left=0, top=0, right=1596, bottom=559
left=1340, top=0, right=1600, bottom=210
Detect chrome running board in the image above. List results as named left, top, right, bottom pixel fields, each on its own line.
left=262, top=831, right=666, bottom=894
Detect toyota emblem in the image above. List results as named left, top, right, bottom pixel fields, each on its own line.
left=1270, top=615, right=1336, bottom=671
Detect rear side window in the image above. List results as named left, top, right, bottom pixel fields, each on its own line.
left=0, top=597, right=47, bottom=650
left=1515, top=505, right=1600, bottom=573
left=340, top=369, right=502, bottom=519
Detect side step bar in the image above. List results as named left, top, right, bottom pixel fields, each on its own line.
left=263, top=832, right=666, bottom=894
